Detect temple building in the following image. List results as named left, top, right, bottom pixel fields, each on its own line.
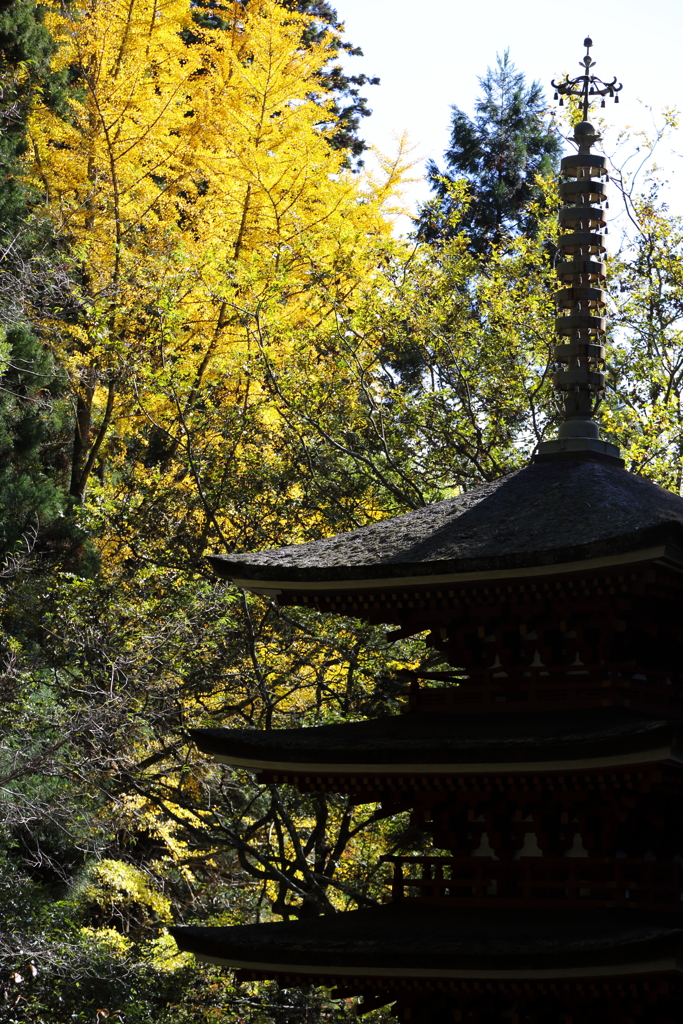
left=171, top=41, right=683, bottom=1024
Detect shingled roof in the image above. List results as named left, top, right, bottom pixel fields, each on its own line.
left=208, top=460, right=683, bottom=589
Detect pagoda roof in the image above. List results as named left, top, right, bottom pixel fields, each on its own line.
left=171, top=903, right=683, bottom=979
left=208, top=460, right=683, bottom=592
left=192, top=707, right=683, bottom=775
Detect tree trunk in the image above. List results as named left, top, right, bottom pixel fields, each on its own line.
left=70, top=388, right=93, bottom=499
left=70, top=376, right=116, bottom=501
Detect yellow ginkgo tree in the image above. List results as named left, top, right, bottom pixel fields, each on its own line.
left=29, top=0, right=404, bottom=502
left=30, top=0, right=205, bottom=498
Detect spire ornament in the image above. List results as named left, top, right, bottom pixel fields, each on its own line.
left=551, top=36, right=622, bottom=118
left=537, top=38, right=623, bottom=465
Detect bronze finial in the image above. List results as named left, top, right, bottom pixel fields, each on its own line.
left=551, top=37, right=622, bottom=122
left=536, top=39, right=624, bottom=466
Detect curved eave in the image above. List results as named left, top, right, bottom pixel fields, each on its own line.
left=191, top=709, right=683, bottom=778
left=199, top=747, right=681, bottom=776
left=187, top=951, right=681, bottom=981
left=208, top=534, right=683, bottom=596
left=170, top=905, right=683, bottom=980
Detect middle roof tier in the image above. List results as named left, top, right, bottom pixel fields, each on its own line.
left=192, top=706, right=683, bottom=785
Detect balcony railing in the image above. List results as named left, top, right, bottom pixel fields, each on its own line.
left=381, top=855, right=683, bottom=910
left=399, top=666, right=683, bottom=716
left=405, top=675, right=683, bottom=715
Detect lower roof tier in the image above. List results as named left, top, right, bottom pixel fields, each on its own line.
left=170, top=903, right=683, bottom=981
left=192, top=706, right=683, bottom=780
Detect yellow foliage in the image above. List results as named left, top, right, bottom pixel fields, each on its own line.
left=78, top=925, right=131, bottom=955
left=82, top=858, right=172, bottom=922
left=78, top=926, right=193, bottom=969
left=28, top=0, right=405, bottom=499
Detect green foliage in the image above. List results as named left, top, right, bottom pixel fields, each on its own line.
left=0, top=325, right=72, bottom=553
left=0, top=0, right=68, bottom=229
left=604, top=184, right=683, bottom=489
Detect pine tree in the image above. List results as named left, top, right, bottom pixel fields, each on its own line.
left=0, top=0, right=67, bottom=233
left=0, top=325, right=71, bottom=553
left=0, top=4, right=74, bottom=554
left=417, top=51, right=561, bottom=251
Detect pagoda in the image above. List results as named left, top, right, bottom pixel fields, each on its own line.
left=172, top=41, right=683, bottom=1024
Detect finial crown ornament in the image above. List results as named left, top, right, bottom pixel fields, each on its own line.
left=551, top=37, right=622, bottom=117
left=536, top=39, right=624, bottom=466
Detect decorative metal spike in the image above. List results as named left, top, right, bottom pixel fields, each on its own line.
left=551, top=36, right=623, bottom=121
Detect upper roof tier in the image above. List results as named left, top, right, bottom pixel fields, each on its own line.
left=209, top=460, right=683, bottom=592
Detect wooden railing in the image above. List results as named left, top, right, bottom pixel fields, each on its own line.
left=404, top=672, right=683, bottom=716
left=381, top=855, right=683, bottom=910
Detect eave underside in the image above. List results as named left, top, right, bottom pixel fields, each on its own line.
left=223, top=544, right=683, bottom=597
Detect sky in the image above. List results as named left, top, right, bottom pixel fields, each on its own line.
left=335, top=0, right=683, bottom=230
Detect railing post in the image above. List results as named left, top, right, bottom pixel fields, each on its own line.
left=435, top=861, right=444, bottom=901
left=392, top=860, right=404, bottom=901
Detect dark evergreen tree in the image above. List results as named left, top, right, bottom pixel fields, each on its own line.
left=0, top=326, right=72, bottom=553
left=0, top=0, right=68, bottom=232
left=0, top=4, right=75, bottom=556
left=417, top=51, right=562, bottom=250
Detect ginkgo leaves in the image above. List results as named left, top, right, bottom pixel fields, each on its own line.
left=28, top=0, right=402, bottom=500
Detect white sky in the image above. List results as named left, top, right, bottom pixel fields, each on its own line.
left=336, top=0, right=683, bottom=229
